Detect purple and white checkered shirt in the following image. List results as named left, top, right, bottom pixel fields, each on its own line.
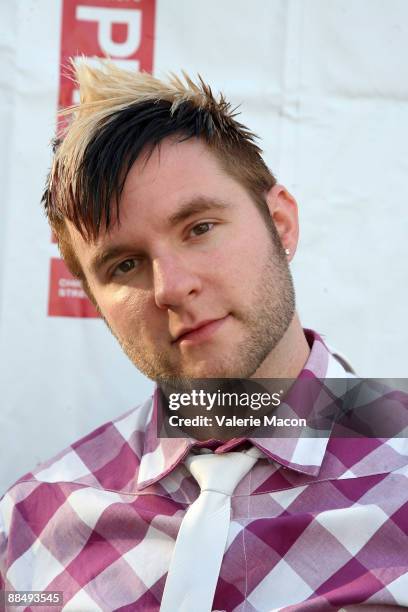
left=1, top=330, right=408, bottom=611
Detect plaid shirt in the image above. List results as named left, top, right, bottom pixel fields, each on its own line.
left=1, top=330, right=408, bottom=611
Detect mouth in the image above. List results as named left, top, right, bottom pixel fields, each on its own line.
left=173, top=315, right=230, bottom=346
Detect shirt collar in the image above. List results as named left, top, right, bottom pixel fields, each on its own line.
left=137, top=329, right=351, bottom=489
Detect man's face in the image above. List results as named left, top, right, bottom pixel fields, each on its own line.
left=68, top=138, right=296, bottom=386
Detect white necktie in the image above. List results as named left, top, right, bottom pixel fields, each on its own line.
left=160, top=446, right=263, bottom=612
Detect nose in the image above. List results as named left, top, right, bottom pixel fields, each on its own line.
left=153, top=255, right=201, bottom=309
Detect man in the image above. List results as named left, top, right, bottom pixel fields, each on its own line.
left=1, top=63, right=408, bottom=611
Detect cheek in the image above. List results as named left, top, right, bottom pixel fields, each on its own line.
left=217, top=231, right=270, bottom=284
left=97, top=288, right=150, bottom=335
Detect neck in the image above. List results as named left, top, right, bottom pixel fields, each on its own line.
left=250, top=312, right=310, bottom=379
left=162, top=312, right=311, bottom=441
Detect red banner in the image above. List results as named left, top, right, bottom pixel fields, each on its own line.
left=59, top=0, right=155, bottom=109
left=48, top=258, right=100, bottom=318
left=49, top=0, right=156, bottom=317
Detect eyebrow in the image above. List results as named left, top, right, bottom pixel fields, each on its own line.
left=167, top=196, right=231, bottom=226
left=90, top=245, right=135, bottom=275
left=89, top=196, right=231, bottom=275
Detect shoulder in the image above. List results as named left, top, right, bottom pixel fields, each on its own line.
left=0, top=396, right=155, bottom=585
left=1, top=394, right=154, bottom=503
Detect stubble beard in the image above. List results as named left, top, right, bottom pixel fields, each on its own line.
left=112, top=232, right=296, bottom=391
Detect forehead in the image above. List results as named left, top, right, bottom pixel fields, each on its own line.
left=68, top=137, right=252, bottom=250
left=118, top=136, right=237, bottom=217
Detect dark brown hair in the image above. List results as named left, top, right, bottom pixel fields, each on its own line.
left=42, top=63, right=276, bottom=281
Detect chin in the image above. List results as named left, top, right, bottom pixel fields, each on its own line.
left=186, top=365, right=240, bottom=380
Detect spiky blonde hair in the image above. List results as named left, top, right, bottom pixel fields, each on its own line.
left=43, top=60, right=276, bottom=280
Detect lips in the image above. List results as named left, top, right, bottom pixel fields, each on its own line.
left=172, top=316, right=229, bottom=344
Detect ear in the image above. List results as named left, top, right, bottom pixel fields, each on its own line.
left=264, top=184, right=299, bottom=260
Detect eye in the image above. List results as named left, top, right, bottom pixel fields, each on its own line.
left=189, top=222, right=214, bottom=237
left=112, top=258, right=140, bottom=277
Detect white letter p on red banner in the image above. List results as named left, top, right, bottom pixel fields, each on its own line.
left=76, top=6, right=141, bottom=57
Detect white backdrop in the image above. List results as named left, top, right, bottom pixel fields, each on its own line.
left=1, top=0, right=407, bottom=493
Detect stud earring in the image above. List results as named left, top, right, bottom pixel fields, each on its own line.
left=285, top=248, right=290, bottom=256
